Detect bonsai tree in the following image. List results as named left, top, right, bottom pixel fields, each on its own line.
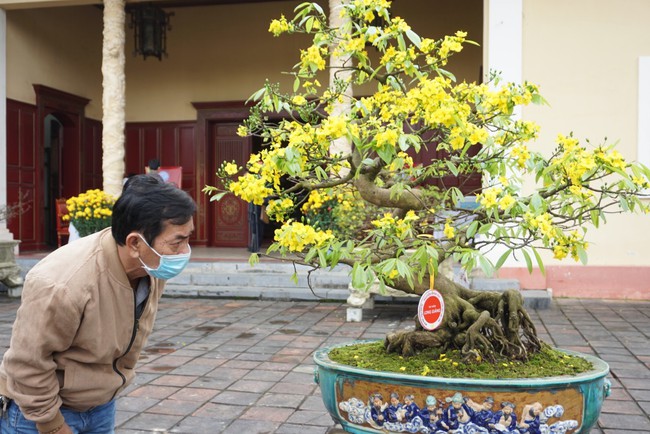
left=205, top=1, right=650, bottom=364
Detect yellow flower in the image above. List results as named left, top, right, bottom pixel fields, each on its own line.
left=443, top=221, right=455, bottom=239
left=236, top=125, right=249, bottom=137
left=224, top=162, right=239, bottom=176
left=269, top=15, right=292, bottom=36
left=399, top=366, right=406, bottom=371
left=274, top=221, right=333, bottom=252
left=292, top=95, right=307, bottom=106
left=498, top=194, right=515, bottom=211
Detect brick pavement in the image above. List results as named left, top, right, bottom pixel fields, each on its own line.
left=0, top=296, right=647, bottom=433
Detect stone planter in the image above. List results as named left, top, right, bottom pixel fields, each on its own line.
left=314, top=341, right=610, bottom=434
left=0, top=240, right=22, bottom=297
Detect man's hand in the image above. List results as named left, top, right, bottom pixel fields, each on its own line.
left=42, top=423, right=73, bottom=434
left=59, top=423, right=73, bottom=434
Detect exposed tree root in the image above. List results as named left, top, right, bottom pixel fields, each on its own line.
left=384, top=275, right=541, bottom=362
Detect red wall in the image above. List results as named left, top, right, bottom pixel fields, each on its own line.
left=6, top=99, right=39, bottom=250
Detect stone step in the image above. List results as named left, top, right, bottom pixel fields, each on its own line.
left=13, top=258, right=550, bottom=309
left=471, top=277, right=520, bottom=291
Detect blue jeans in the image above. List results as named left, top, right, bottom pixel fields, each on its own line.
left=0, top=399, right=116, bottom=434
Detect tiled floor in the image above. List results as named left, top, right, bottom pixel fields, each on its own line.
left=0, top=297, right=647, bottom=433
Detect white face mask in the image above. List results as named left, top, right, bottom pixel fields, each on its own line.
left=138, top=234, right=191, bottom=280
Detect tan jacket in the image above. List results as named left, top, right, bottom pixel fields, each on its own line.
left=0, top=228, right=164, bottom=432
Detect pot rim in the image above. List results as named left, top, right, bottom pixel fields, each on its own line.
left=313, top=339, right=610, bottom=388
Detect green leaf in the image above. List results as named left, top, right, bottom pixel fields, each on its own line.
left=290, top=272, right=299, bottom=285
left=446, top=160, right=459, bottom=176
left=522, top=249, right=533, bottom=273
left=477, top=222, right=492, bottom=235
left=376, top=144, right=394, bottom=164
left=495, top=249, right=511, bottom=270
left=576, top=245, right=588, bottom=265
left=293, top=76, right=300, bottom=92
left=530, top=193, right=543, bottom=212
left=311, top=2, right=324, bottom=15
left=248, top=253, right=259, bottom=267
left=478, top=255, right=494, bottom=277
left=619, top=196, right=630, bottom=212
left=397, top=34, right=406, bottom=51
left=590, top=209, right=600, bottom=228
left=466, top=220, right=479, bottom=238
left=531, top=247, right=546, bottom=276
left=318, top=249, right=328, bottom=268
left=398, top=134, right=410, bottom=152
left=209, top=191, right=228, bottom=202
left=351, top=263, right=367, bottom=290
left=304, top=246, right=317, bottom=263
left=405, top=29, right=421, bottom=48
left=305, top=16, right=314, bottom=32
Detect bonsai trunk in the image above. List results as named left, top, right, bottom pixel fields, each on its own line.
left=384, top=275, right=541, bottom=362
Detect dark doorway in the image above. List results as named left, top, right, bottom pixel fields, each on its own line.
left=43, top=115, right=64, bottom=247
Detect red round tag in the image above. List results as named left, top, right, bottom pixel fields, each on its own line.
left=418, top=290, right=445, bottom=331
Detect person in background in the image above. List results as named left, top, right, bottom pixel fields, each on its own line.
left=0, top=174, right=196, bottom=434
left=147, top=158, right=160, bottom=175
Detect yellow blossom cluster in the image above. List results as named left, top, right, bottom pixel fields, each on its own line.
left=595, top=149, right=627, bottom=171
left=525, top=212, right=556, bottom=240
left=274, top=221, right=333, bottom=252
left=268, top=15, right=293, bottom=36
left=447, top=124, right=488, bottom=150
left=443, top=220, right=455, bottom=239
left=388, top=152, right=414, bottom=171
left=265, top=198, right=294, bottom=222
left=371, top=211, right=419, bottom=239
left=552, top=231, right=587, bottom=261
left=302, top=189, right=356, bottom=215
left=228, top=174, right=273, bottom=206
left=300, top=45, right=327, bottom=72
left=552, top=134, right=597, bottom=188
left=477, top=187, right=503, bottom=208
left=302, top=190, right=333, bottom=213
left=380, top=45, right=417, bottom=73
left=511, top=145, right=530, bottom=168
left=438, top=31, right=466, bottom=60
left=409, top=77, right=468, bottom=129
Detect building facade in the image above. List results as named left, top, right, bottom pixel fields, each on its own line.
left=1, top=0, right=649, bottom=298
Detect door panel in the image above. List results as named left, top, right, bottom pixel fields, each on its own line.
left=209, top=123, right=251, bottom=247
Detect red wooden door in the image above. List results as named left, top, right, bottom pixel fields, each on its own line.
left=208, top=123, right=251, bottom=247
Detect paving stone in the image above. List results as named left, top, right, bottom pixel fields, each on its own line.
left=599, top=412, right=650, bottom=430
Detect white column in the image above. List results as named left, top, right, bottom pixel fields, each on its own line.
left=637, top=57, right=650, bottom=168
left=483, top=0, right=523, bottom=269
left=484, top=0, right=522, bottom=84
left=0, top=8, right=15, bottom=241
left=328, top=0, right=352, bottom=158
left=102, top=0, right=126, bottom=198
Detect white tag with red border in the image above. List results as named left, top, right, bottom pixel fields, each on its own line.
left=418, top=289, right=445, bottom=331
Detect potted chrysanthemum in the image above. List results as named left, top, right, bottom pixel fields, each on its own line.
left=63, top=189, right=116, bottom=238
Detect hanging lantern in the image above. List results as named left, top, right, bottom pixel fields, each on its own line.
left=130, top=3, right=173, bottom=60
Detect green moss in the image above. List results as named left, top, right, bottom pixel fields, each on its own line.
left=328, top=341, right=593, bottom=379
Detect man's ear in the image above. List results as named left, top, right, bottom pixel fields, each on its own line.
left=125, top=232, right=142, bottom=258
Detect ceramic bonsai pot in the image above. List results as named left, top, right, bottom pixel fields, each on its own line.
left=314, top=341, right=610, bottom=434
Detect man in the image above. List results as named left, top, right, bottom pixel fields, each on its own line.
left=0, top=175, right=196, bottom=434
